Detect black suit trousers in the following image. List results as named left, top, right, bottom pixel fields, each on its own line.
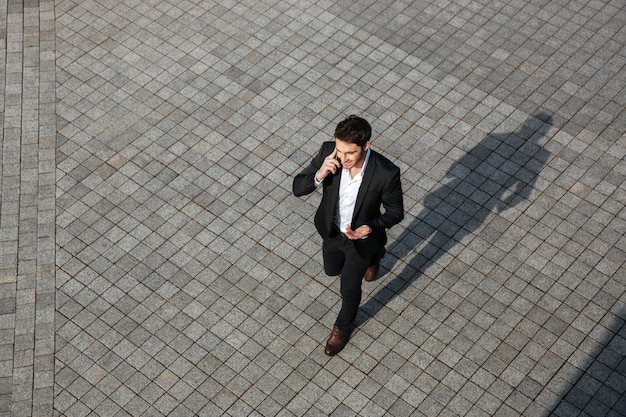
left=323, top=233, right=372, bottom=332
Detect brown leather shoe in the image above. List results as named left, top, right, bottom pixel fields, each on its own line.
left=324, top=325, right=348, bottom=356
left=363, top=262, right=379, bottom=282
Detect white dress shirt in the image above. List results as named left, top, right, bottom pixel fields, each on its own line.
left=335, top=149, right=370, bottom=232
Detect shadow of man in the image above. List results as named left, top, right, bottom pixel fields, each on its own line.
left=358, top=112, right=553, bottom=325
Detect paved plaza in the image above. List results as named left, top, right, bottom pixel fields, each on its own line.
left=0, top=0, right=625, bottom=416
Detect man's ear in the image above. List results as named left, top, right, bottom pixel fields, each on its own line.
left=363, top=141, right=371, bottom=151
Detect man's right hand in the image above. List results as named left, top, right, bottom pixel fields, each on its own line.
left=315, top=148, right=341, bottom=182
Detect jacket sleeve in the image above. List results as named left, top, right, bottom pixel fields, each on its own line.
left=369, top=165, right=404, bottom=232
left=293, top=143, right=331, bottom=197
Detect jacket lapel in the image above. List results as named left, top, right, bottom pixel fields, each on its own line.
left=352, top=152, right=377, bottom=223
left=328, top=171, right=340, bottom=208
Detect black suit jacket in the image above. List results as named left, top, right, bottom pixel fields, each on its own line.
left=293, top=141, right=404, bottom=258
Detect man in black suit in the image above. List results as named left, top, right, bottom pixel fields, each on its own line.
left=293, top=115, right=404, bottom=355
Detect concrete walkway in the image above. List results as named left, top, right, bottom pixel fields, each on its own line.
left=0, top=0, right=624, bottom=416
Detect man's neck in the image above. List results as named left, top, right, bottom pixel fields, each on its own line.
left=348, top=166, right=362, bottom=179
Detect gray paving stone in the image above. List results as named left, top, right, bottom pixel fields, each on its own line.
left=0, top=0, right=625, bottom=416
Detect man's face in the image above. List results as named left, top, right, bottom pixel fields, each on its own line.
left=335, top=138, right=369, bottom=170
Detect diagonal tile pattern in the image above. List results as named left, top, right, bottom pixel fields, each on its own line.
left=0, top=0, right=623, bottom=416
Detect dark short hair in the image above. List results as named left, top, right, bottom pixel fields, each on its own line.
left=334, top=115, right=371, bottom=147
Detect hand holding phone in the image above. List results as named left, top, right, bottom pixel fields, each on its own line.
left=316, top=148, right=341, bottom=182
